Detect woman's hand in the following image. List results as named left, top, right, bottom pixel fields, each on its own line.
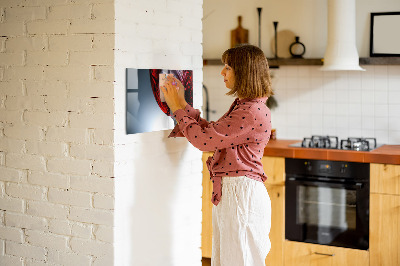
left=161, top=76, right=186, bottom=114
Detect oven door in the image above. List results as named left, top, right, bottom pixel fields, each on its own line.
left=285, top=177, right=369, bottom=250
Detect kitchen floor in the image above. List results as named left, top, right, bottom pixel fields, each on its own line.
left=202, top=257, right=211, bottom=266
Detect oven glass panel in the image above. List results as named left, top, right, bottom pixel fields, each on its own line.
left=297, top=186, right=357, bottom=230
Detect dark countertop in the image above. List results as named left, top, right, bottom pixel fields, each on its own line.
left=263, top=139, right=400, bottom=165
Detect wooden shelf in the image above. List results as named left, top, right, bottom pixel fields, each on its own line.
left=203, top=57, right=400, bottom=67
left=359, top=57, right=400, bottom=65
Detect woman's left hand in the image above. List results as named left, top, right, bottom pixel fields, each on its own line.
left=161, top=76, right=185, bottom=114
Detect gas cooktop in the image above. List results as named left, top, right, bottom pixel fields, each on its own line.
left=289, top=135, right=382, bottom=151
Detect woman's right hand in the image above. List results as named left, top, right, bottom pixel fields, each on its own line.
left=168, top=76, right=187, bottom=108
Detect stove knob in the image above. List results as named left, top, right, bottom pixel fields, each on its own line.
left=340, top=164, right=347, bottom=174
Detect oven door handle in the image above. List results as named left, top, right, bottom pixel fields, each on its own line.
left=287, top=177, right=364, bottom=189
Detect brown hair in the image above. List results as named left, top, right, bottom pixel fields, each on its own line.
left=221, top=44, right=273, bottom=99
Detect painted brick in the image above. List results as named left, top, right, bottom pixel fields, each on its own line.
left=0, top=211, right=4, bottom=226
left=5, top=212, right=48, bottom=231
left=48, top=4, right=91, bottom=20
left=0, top=255, right=24, bottom=266
left=0, top=197, right=24, bottom=213
left=46, top=127, right=88, bottom=144
left=0, top=37, right=5, bottom=52
left=6, top=241, right=46, bottom=261
left=89, top=128, right=114, bottom=146
left=6, top=153, right=46, bottom=171
left=70, top=237, right=113, bottom=257
left=69, top=19, right=114, bottom=34
left=0, top=52, right=24, bottom=66
left=0, top=110, right=23, bottom=124
left=69, top=112, right=114, bottom=129
left=69, top=51, right=113, bottom=66
left=28, top=171, right=69, bottom=189
left=70, top=175, right=113, bottom=194
left=24, top=111, right=68, bottom=127
left=27, top=200, right=69, bottom=219
left=4, top=6, right=46, bottom=22
left=48, top=188, right=91, bottom=208
left=92, top=34, right=114, bottom=51
left=21, top=0, right=69, bottom=6
left=4, top=96, right=46, bottom=111
left=92, top=3, right=114, bottom=20
left=26, top=51, right=68, bottom=66
left=44, top=66, right=91, bottom=82
left=0, top=81, right=24, bottom=96
left=0, top=138, right=25, bottom=154
left=26, top=140, right=67, bottom=157
left=93, top=194, right=113, bottom=210
left=4, top=125, right=43, bottom=141
left=49, top=35, right=93, bottom=52
left=93, top=253, right=113, bottom=266
left=69, top=207, right=113, bottom=226
left=43, top=96, right=81, bottom=112
left=70, top=144, right=114, bottom=161
left=5, top=36, right=47, bottom=52
left=92, top=160, right=113, bottom=177
left=25, top=80, right=67, bottom=97
left=3, top=66, right=44, bottom=82
left=0, top=225, right=23, bottom=243
left=47, top=250, right=91, bottom=266
left=71, top=222, right=92, bottom=239
left=48, top=219, right=71, bottom=236
left=69, top=81, right=114, bottom=98
left=25, top=229, right=69, bottom=251
left=93, top=65, right=114, bottom=82
left=24, top=259, right=49, bottom=266
left=27, top=20, right=69, bottom=35
left=94, top=225, right=112, bottom=243
left=6, top=183, right=46, bottom=201
left=47, top=158, right=92, bottom=176
left=0, top=22, right=24, bottom=36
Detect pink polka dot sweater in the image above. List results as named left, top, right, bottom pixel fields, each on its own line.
left=168, top=97, right=272, bottom=206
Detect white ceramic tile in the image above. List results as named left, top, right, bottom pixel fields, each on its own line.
left=388, top=131, right=400, bottom=144
left=286, top=77, right=299, bottom=89
left=375, top=104, right=389, bottom=117
left=374, top=90, right=388, bottom=104
left=374, top=130, right=389, bottom=144
left=336, top=115, right=348, bottom=128
left=374, top=117, right=389, bottom=130
left=323, top=103, right=336, bottom=115
left=348, top=90, right=362, bottom=103
left=389, top=117, right=400, bottom=131
left=388, top=104, right=400, bottom=117
left=285, top=66, right=299, bottom=77
left=388, top=91, right=400, bottom=104
left=348, top=116, right=362, bottom=129
left=362, top=90, right=375, bottom=104
left=361, top=104, right=375, bottom=117
left=374, top=65, right=388, bottom=77
left=388, top=76, right=400, bottom=91
left=348, top=103, right=362, bottom=116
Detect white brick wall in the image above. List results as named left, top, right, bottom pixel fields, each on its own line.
left=0, top=0, right=115, bottom=265
left=114, top=0, right=203, bottom=266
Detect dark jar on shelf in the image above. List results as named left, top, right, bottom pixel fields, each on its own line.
left=289, top=36, right=306, bottom=58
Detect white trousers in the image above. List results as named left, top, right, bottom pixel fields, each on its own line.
left=212, top=176, right=271, bottom=266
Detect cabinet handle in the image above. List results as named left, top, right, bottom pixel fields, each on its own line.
left=314, top=252, right=335, bottom=257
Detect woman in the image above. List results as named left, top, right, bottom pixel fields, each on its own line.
left=162, top=44, right=273, bottom=266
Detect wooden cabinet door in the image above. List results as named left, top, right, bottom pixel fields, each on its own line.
left=264, top=184, right=284, bottom=266
left=201, top=152, right=213, bottom=258
left=284, top=241, right=369, bottom=266
left=370, top=163, right=400, bottom=195
left=370, top=193, right=400, bottom=266
left=262, top=156, right=285, bottom=186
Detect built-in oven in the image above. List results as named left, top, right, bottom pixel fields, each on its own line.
left=285, top=158, right=369, bottom=250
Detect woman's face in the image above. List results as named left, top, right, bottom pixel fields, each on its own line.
left=220, top=64, right=235, bottom=89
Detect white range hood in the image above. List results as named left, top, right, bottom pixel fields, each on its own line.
left=320, top=0, right=365, bottom=71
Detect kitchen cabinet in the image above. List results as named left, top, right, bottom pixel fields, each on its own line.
left=370, top=163, right=400, bottom=266
left=201, top=154, right=286, bottom=266
left=201, top=152, right=213, bottom=258
left=261, top=156, right=285, bottom=266
left=284, top=241, right=369, bottom=266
